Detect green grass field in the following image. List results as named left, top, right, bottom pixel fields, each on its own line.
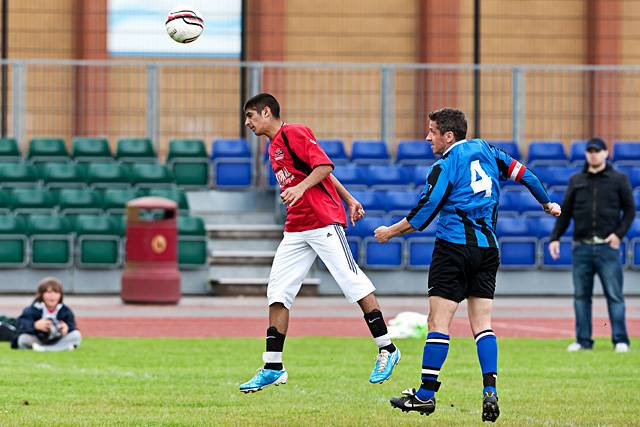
left=0, top=337, right=637, bottom=426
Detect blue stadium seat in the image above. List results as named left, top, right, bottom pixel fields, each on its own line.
left=332, top=164, right=367, bottom=189
left=366, top=164, right=411, bottom=189
left=413, top=165, right=430, bottom=187
left=532, top=166, right=580, bottom=189
left=384, top=190, right=417, bottom=215
left=211, top=139, right=252, bottom=188
left=569, top=140, right=588, bottom=164
left=406, top=237, right=435, bottom=270
left=348, top=190, right=386, bottom=214
left=350, top=140, right=389, bottom=164
left=628, top=218, right=640, bottom=269
left=541, top=238, right=573, bottom=269
left=495, top=216, right=532, bottom=237
left=613, top=142, right=640, bottom=164
left=498, top=238, right=538, bottom=268
left=615, top=165, right=640, bottom=190
left=318, top=140, right=348, bottom=164
left=530, top=215, right=573, bottom=238
left=211, top=139, right=251, bottom=159
left=527, top=141, right=568, bottom=166
left=547, top=189, right=565, bottom=205
left=488, top=140, right=520, bottom=160
left=634, top=190, right=640, bottom=211
left=363, top=237, right=403, bottom=269
left=396, top=140, right=435, bottom=164
left=345, top=215, right=386, bottom=239
left=499, top=189, right=542, bottom=214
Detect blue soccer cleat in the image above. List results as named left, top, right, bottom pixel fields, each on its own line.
left=239, top=368, right=288, bottom=393
left=369, top=348, right=401, bottom=384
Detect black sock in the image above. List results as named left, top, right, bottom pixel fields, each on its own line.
left=364, top=309, right=396, bottom=353
left=264, top=326, right=285, bottom=370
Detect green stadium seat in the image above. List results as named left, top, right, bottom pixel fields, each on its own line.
left=109, top=214, right=127, bottom=237
left=177, top=215, right=207, bottom=268
left=0, top=189, right=10, bottom=214
left=26, top=214, right=73, bottom=268
left=145, top=187, right=189, bottom=213
left=0, top=162, right=39, bottom=187
left=72, top=137, right=113, bottom=162
left=41, top=162, right=86, bottom=188
left=74, top=214, right=121, bottom=268
left=27, top=138, right=69, bottom=162
left=9, top=188, right=56, bottom=214
left=130, top=163, right=173, bottom=189
left=116, top=138, right=157, bottom=163
left=57, top=188, right=103, bottom=220
left=101, top=187, right=140, bottom=215
left=167, top=139, right=209, bottom=188
left=0, top=138, right=22, bottom=161
left=86, top=162, right=131, bottom=188
left=0, top=215, right=28, bottom=267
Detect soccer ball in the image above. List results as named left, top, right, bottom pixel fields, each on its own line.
left=165, top=6, right=204, bottom=43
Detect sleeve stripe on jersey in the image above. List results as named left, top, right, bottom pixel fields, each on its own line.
left=416, top=182, right=453, bottom=231
left=407, top=164, right=442, bottom=221
left=508, top=160, right=526, bottom=182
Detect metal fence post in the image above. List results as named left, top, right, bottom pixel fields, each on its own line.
left=11, top=61, right=26, bottom=149
left=381, top=66, right=396, bottom=144
left=512, top=67, right=526, bottom=148
left=246, top=63, right=263, bottom=185
left=146, top=63, right=159, bottom=150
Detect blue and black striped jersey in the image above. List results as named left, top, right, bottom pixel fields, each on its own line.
left=406, top=138, right=550, bottom=248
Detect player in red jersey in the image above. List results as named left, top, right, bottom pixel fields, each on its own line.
left=239, top=93, right=400, bottom=393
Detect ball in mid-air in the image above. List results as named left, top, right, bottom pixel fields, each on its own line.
left=165, top=6, right=204, bottom=43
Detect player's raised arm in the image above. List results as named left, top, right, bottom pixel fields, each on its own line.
left=492, top=146, right=561, bottom=217
left=375, top=163, right=451, bottom=243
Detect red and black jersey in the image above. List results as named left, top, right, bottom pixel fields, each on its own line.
left=268, top=123, right=347, bottom=232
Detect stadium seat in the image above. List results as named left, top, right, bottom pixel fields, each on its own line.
left=495, top=216, right=532, bottom=237
left=145, top=187, right=189, bottom=214
left=499, top=238, right=538, bottom=269
left=527, top=141, right=567, bottom=166
left=211, top=139, right=252, bottom=188
left=101, top=187, right=140, bottom=214
left=532, top=166, right=580, bottom=189
left=345, top=215, right=386, bottom=239
left=9, top=188, right=56, bottom=215
left=628, top=218, right=640, bottom=269
left=332, top=163, right=367, bottom=189
left=130, top=164, right=174, bottom=189
left=167, top=139, right=209, bottom=188
left=0, top=162, right=39, bottom=188
left=488, top=140, right=520, bottom=160
left=530, top=215, right=573, bottom=238
left=57, top=188, right=103, bottom=219
left=350, top=140, right=389, bottom=164
left=396, top=140, right=435, bottom=164
left=74, top=214, right=121, bottom=268
left=0, top=215, right=28, bottom=267
left=499, top=189, right=543, bottom=215
left=615, top=165, right=640, bottom=190
left=613, top=142, right=640, bottom=164
left=0, top=189, right=9, bottom=214
left=27, top=138, right=69, bottom=163
left=86, top=162, right=131, bottom=188
left=413, top=165, right=430, bottom=187
left=541, top=238, right=572, bottom=269
left=72, top=137, right=113, bottom=162
left=634, top=190, right=640, bottom=211
left=211, top=139, right=251, bottom=159
left=177, top=216, right=207, bottom=268
left=318, top=139, right=348, bottom=164
left=41, top=162, right=86, bottom=188
left=0, top=138, right=21, bottom=161
left=366, top=164, right=411, bottom=189
left=348, top=190, right=386, bottom=215
left=569, top=140, right=588, bottom=164
left=116, top=138, right=157, bottom=163
left=384, top=190, right=417, bottom=216
left=547, top=189, right=565, bottom=205
left=26, top=214, right=73, bottom=268
left=363, top=237, right=403, bottom=269
left=406, top=237, right=435, bottom=270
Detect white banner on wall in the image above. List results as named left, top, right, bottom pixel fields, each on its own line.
left=107, top=0, right=242, bottom=57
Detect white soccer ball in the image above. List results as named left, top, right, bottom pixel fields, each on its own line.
left=165, top=6, right=204, bottom=43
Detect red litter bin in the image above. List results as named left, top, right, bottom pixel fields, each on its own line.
left=121, top=197, right=181, bottom=304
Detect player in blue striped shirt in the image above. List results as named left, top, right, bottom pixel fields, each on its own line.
left=375, top=108, right=561, bottom=422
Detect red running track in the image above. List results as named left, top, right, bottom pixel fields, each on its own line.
left=76, top=316, right=640, bottom=338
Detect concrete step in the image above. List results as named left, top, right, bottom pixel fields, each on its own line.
left=209, top=265, right=273, bottom=279
left=208, top=239, right=280, bottom=252
left=206, top=224, right=283, bottom=239
left=210, top=277, right=320, bottom=296
left=209, top=250, right=276, bottom=265
left=201, top=211, right=281, bottom=225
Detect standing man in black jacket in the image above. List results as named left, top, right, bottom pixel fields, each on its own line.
left=549, top=138, right=635, bottom=353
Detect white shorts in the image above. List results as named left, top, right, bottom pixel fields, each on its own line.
left=268, top=224, right=376, bottom=309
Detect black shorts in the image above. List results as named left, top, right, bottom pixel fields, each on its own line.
left=428, top=238, right=500, bottom=303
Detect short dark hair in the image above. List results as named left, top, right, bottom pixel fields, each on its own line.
left=243, top=93, right=280, bottom=118
left=428, top=108, right=467, bottom=141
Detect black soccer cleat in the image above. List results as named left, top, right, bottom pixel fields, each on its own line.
left=482, top=391, right=500, bottom=422
left=389, top=388, right=436, bottom=416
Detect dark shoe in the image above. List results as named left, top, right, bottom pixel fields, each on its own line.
left=389, top=388, right=436, bottom=415
left=482, top=391, right=500, bottom=422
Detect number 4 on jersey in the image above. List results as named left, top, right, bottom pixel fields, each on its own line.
left=470, top=160, right=492, bottom=197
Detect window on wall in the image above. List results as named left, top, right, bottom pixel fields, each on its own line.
left=107, top=0, right=241, bottom=57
